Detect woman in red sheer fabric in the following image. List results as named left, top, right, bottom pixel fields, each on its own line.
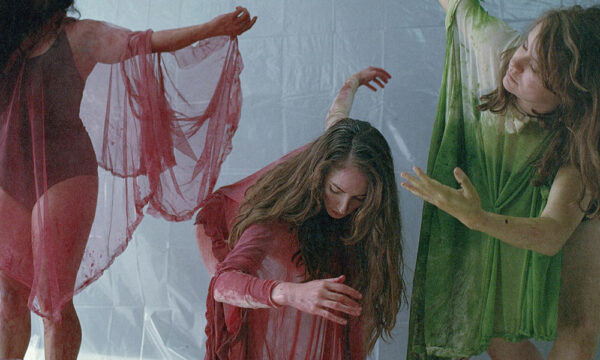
left=196, top=67, right=405, bottom=359
left=0, top=1, right=256, bottom=358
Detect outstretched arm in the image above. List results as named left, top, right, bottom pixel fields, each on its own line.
left=325, top=66, right=391, bottom=129
left=70, top=6, right=256, bottom=76
left=270, top=275, right=362, bottom=325
left=401, top=166, right=588, bottom=256
left=214, top=272, right=363, bottom=325
left=151, top=6, right=257, bottom=52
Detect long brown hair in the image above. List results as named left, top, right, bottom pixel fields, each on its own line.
left=480, top=5, right=600, bottom=214
left=229, top=118, right=405, bottom=353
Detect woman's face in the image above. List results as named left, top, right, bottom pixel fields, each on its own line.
left=323, top=164, right=368, bottom=219
left=502, top=23, right=561, bottom=115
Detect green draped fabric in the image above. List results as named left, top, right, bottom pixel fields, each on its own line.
left=406, top=0, right=561, bottom=358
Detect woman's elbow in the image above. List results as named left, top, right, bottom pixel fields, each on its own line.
left=534, top=235, right=567, bottom=256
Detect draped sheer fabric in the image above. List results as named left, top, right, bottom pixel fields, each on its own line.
left=195, top=145, right=364, bottom=360
left=406, top=0, right=559, bottom=358
left=0, top=18, right=243, bottom=321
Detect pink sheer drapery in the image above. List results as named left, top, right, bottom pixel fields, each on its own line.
left=195, top=145, right=365, bottom=360
left=0, top=20, right=243, bottom=321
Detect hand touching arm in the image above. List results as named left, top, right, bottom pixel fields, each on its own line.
left=271, top=275, right=362, bottom=325
left=401, top=166, right=588, bottom=256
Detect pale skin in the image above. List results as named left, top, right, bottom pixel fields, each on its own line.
left=271, top=164, right=369, bottom=324
left=401, top=165, right=586, bottom=256
left=271, top=67, right=388, bottom=324
left=409, top=1, right=600, bottom=359
left=207, top=66, right=389, bottom=325
left=0, top=5, right=256, bottom=360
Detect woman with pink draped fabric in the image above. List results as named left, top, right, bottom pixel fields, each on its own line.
left=196, top=67, right=405, bottom=359
left=0, top=1, right=256, bottom=358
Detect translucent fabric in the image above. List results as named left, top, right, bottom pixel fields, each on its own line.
left=195, top=154, right=363, bottom=359
left=406, top=0, right=560, bottom=358
left=195, top=66, right=369, bottom=359
left=195, top=144, right=308, bottom=274
left=0, top=18, right=243, bottom=321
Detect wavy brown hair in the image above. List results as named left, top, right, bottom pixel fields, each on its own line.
left=229, top=118, right=405, bottom=353
left=480, top=5, right=600, bottom=214
left=1, top=0, right=76, bottom=71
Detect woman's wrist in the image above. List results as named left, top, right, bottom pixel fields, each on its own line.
left=459, top=207, right=487, bottom=231
left=270, top=282, right=290, bottom=307
left=347, top=74, right=360, bottom=89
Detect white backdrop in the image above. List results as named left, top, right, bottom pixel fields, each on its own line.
left=23, top=0, right=599, bottom=359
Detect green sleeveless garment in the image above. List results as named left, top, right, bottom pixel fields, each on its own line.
left=406, top=0, right=561, bottom=358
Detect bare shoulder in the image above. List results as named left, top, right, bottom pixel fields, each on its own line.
left=439, top=0, right=449, bottom=12
left=554, top=166, right=583, bottom=187
left=545, top=165, right=588, bottom=212
left=66, top=19, right=129, bottom=41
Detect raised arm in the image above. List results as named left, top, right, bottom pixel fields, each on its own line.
left=151, top=6, right=257, bottom=52
left=67, top=7, right=255, bottom=77
left=401, top=166, right=588, bottom=256
left=438, top=0, right=449, bottom=12
left=325, top=66, right=391, bottom=129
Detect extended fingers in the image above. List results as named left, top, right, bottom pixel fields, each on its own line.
left=400, top=167, right=438, bottom=202
left=321, top=299, right=361, bottom=317
left=325, top=281, right=362, bottom=300
left=454, top=167, right=479, bottom=201
left=315, top=307, right=348, bottom=325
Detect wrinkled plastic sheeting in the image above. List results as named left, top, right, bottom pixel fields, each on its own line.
left=22, top=0, right=594, bottom=359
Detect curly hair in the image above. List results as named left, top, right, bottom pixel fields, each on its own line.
left=479, top=5, right=600, bottom=215
left=1, top=0, right=76, bottom=70
left=229, top=118, right=405, bottom=353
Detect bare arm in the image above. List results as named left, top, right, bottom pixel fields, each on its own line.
left=213, top=270, right=363, bottom=325
left=325, top=66, right=391, bottom=129
left=401, top=166, right=588, bottom=256
left=151, top=6, right=257, bottom=52
left=68, top=7, right=256, bottom=77
left=270, top=275, right=362, bottom=325
left=438, top=0, right=449, bottom=12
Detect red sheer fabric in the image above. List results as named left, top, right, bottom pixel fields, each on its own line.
left=0, top=20, right=243, bottom=321
left=196, top=145, right=365, bottom=360
left=195, top=144, right=310, bottom=269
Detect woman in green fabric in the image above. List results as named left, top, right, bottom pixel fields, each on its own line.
left=401, top=0, right=600, bottom=359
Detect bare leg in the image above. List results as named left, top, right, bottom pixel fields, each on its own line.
left=42, top=301, right=82, bottom=360
left=548, top=218, right=600, bottom=360
left=487, top=338, right=543, bottom=360
left=0, top=272, right=31, bottom=358
left=0, top=187, right=32, bottom=358
left=31, top=176, right=98, bottom=360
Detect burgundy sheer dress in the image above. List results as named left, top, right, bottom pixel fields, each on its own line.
left=0, top=17, right=243, bottom=321
left=196, top=145, right=365, bottom=360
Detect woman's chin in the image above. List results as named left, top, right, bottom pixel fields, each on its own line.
left=502, top=76, right=515, bottom=95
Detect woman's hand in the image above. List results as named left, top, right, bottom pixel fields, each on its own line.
left=325, top=66, right=390, bottom=129
left=352, top=66, right=391, bottom=91
left=401, top=166, right=483, bottom=229
left=271, top=275, right=362, bottom=325
left=209, top=6, right=257, bottom=37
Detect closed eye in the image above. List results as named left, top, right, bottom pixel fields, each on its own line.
left=329, top=184, right=341, bottom=194
left=529, top=62, right=538, bottom=73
